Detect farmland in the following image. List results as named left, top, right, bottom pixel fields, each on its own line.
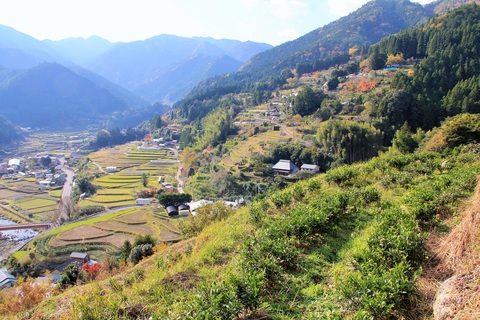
left=79, top=144, right=179, bottom=209
left=38, top=207, right=182, bottom=261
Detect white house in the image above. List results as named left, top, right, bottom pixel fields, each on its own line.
left=136, top=198, right=151, bottom=206
left=0, top=268, right=16, bottom=289
left=106, top=167, right=118, bottom=173
left=301, top=164, right=320, bottom=173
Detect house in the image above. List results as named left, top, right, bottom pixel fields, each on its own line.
left=166, top=205, right=178, bottom=216
left=8, top=159, right=20, bottom=168
left=0, top=163, right=7, bottom=174
left=70, top=252, right=90, bottom=265
left=301, top=164, right=320, bottom=173
left=136, top=198, right=151, bottom=206
left=0, top=268, right=16, bottom=289
left=106, top=166, right=118, bottom=173
left=272, top=160, right=299, bottom=176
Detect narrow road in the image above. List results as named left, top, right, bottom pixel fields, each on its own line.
left=175, top=166, right=185, bottom=194
left=58, top=158, right=75, bottom=222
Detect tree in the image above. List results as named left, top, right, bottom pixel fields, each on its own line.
left=293, top=86, right=325, bottom=116
left=59, top=263, right=82, bottom=287
left=128, top=244, right=154, bottom=265
left=119, top=240, right=132, bottom=263
left=392, top=123, right=419, bottom=153
left=141, top=172, right=148, bottom=188
left=368, top=46, right=386, bottom=70
left=74, top=171, right=95, bottom=195
left=317, top=119, right=383, bottom=165
left=327, top=77, right=340, bottom=91
left=150, top=114, right=163, bottom=132
left=157, top=193, right=192, bottom=207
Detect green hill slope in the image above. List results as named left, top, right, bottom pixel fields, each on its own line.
left=18, top=124, right=480, bottom=318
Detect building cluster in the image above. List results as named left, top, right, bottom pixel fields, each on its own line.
left=0, top=154, right=67, bottom=189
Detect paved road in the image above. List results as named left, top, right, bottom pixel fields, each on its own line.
left=58, top=158, right=75, bottom=222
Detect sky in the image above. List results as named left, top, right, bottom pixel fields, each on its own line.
left=0, top=0, right=434, bottom=46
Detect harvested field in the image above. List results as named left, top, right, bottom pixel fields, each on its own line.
left=50, top=233, right=134, bottom=248
left=57, top=225, right=112, bottom=241
left=0, top=188, right=26, bottom=199
left=115, top=210, right=146, bottom=224
left=159, top=227, right=182, bottom=242
left=94, top=220, right=155, bottom=235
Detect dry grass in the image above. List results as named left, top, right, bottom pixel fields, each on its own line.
left=57, top=225, right=112, bottom=241
left=427, top=180, right=480, bottom=319
left=437, top=183, right=480, bottom=270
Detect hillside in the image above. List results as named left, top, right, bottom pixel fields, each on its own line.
left=0, top=63, right=128, bottom=128
left=9, top=127, right=479, bottom=318
left=240, top=0, right=430, bottom=77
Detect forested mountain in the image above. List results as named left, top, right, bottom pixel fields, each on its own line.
left=177, top=0, right=434, bottom=114
left=86, top=35, right=272, bottom=104
left=241, top=0, right=430, bottom=77
left=367, top=3, right=480, bottom=135
left=0, top=63, right=128, bottom=128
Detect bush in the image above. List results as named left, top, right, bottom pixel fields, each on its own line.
left=179, top=202, right=234, bottom=237
left=128, top=244, right=154, bottom=265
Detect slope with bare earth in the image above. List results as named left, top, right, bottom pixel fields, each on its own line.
left=431, top=182, right=480, bottom=319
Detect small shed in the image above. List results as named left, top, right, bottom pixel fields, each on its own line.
left=166, top=205, right=178, bottom=216
left=106, top=167, right=118, bottom=173
left=136, top=198, right=151, bottom=206
left=70, top=252, right=90, bottom=264
left=301, top=164, right=320, bottom=173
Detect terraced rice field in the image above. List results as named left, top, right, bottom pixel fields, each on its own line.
left=46, top=207, right=182, bottom=250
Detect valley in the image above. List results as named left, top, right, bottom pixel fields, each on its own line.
left=2, top=0, right=480, bottom=319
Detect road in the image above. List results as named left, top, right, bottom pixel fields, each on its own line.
left=58, top=158, right=75, bottom=222
left=175, top=166, right=185, bottom=194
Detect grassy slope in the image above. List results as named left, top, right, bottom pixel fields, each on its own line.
left=20, top=146, right=480, bottom=319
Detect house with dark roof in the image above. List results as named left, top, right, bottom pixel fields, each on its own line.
left=0, top=268, right=16, bottom=289
left=70, top=252, right=90, bottom=264
left=272, top=160, right=299, bottom=176
left=301, top=164, right=320, bottom=173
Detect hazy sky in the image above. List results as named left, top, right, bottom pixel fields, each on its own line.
left=0, top=0, right=433, bottom=46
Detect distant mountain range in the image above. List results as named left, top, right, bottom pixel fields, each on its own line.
left=86, top=35, right=272, bottom=103
left=0, top=26, right=272, bottom=129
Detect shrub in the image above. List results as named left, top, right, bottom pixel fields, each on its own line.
left=128, top=244, right=153, bottom=265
